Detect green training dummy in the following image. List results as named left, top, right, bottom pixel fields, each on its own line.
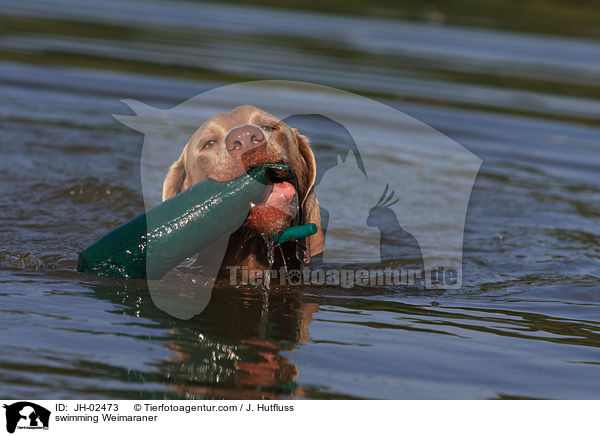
left=77, top=164, right=290, bottom=280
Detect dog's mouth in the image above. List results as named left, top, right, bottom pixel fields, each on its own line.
left=244, top=164, right=299, bottom=235
left=263, top=164, right=298, bottom=203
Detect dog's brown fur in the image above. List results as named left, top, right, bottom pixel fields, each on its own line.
left=162, top=105, right=324, bottom=280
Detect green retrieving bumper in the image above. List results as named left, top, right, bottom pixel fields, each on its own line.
left=77, top=164, right=289, bottom=280
left=274, top=223, right=317, bottom=244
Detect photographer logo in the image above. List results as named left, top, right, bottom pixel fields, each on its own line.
left=3, top=402, right=50, bottom=434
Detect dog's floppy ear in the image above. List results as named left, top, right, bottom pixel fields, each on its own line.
left=293, top=129, right=324, bottom=260
left=162, top=143, right=191, bottom=201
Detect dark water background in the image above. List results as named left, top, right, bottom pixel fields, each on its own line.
left=1, top=0, right=600, bottom=399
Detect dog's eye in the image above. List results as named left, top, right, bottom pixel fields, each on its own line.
left=201, top=140, right=216, bottom=150
left=261, top=125, right=275, bottom=132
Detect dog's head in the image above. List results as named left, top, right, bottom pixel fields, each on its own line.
left=162, top=105, right=324, bottom=260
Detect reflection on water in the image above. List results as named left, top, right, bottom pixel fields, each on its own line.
left=0, top=0, right=599, bottom=398
left=4, top=273, right=599, bottom=399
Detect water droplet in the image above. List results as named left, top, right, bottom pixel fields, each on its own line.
left=261, top=234, right=276, bottom=291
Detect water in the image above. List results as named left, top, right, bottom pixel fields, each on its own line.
left=1, top=0, right=600, bottom=399
left=262, top=236, right=275, bottom=291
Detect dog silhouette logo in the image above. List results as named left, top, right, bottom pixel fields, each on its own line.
left=3, top=402, right=50, bottom=434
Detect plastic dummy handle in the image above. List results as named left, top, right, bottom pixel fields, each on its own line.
left=77, top=164, right=289, bottom=280
left=274, top=223, right=317, bottom=244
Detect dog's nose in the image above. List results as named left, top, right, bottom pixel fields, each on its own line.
left=225, top=125, right=266, bottom=155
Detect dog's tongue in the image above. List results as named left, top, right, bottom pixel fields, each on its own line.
left=264, top=181, right=296, bottom=210
left=245, top=180, right=298, bottom=233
